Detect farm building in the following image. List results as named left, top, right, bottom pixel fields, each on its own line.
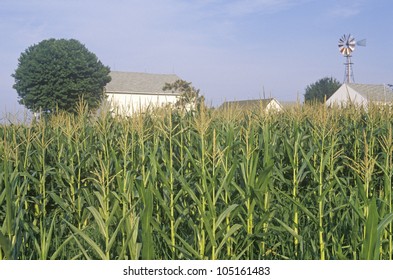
left=104, top=71, right=182, bottom=115
left=218, top=98, right=283, bottom=112
left=326, top=83, right=393, bottom=107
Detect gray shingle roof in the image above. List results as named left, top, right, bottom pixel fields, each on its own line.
left=347, top=83, right=393, bottom=102
left=105, top=71, right=182, bottom=95
left=219, top=98, right=275, bottom=110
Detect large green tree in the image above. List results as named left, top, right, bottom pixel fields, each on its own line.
left=12, top=38, right=111, bottom=113
left=304, top=77, right=341, bottom=103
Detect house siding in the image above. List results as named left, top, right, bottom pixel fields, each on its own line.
left=108, top=92, right=179, bottom=115
left=104, top=71, right=181, bottom=116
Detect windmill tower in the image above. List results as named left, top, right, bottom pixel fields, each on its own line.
left=338, top=34, right=366, bottom=83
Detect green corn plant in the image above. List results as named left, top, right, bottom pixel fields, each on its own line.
left=0, top=131, right=17, bottom=259
left=238, top=121, right=258, bottom=259
left=112, top=119, right=140, bottom=260
left=283, top=118, right=304, bottom=257
left=214, top=115, right=241, bottom=258
left=2, top=100, right=393, bottom=260
left=33, top=123, right=55, bottom=260
left=361, top=197, right=380, bottom=260
left=298, top=119, right=337, bottom=259
left=154, top=110, right=178, bottom=259
left=133, top=113, right=155, bottom=260
left=376, top=123, right=393, bottom=259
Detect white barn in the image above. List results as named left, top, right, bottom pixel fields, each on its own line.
left=326, top=83, right=393, bottom=107
left=104, top=71, right=182, bottom=115
left=219, top=98, right=283, bottom=112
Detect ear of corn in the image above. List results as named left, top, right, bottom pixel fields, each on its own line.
left=1, top=103, right=393, bottom=259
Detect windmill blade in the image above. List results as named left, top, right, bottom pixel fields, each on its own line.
left=338, top=37, right=345, bottom=48
left=339, top=46, right=345, bottom=52
left=357, top=39, right=367, bottom=46
left=339, top=34, right=347, bottom=45
left=338, top=34, right=348, bottom=54
left=348, top=37, right=356, bottom=47
left=338, top=39, right=344, bottom=46
left=339, top=47, right=346, bottom=55
left=340, top=46, right=348, bottom=55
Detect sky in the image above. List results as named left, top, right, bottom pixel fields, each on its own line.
left=1, top=0, right=392, bottom=115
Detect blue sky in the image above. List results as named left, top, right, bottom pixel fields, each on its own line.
left=1, top=0, right=392, bottom=114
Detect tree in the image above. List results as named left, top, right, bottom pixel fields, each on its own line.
left=163, top=79, right=205, bottom=110
left=12, top=38, right=111, bottom=113
left=304, top=77, right=341, bottom=103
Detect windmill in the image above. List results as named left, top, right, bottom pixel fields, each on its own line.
left=338, top=34, right=366, bottom=83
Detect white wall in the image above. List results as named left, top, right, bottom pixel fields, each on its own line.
left=326, top=84, right=368, bottom=107
left=266, top=99, right=283, bottom=112
left=108, top=93, right=179, bottom=115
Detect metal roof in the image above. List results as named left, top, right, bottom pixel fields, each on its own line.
left=347, top=83, right=393, bottom=102
left=105, top=71, right=182, bottom=95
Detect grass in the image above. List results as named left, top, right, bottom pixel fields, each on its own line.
left=1, top=102, right=393, bottom=259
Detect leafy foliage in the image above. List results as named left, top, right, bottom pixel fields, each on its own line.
left=304, top=77, right=341, bottom=103
left=12, top=38, right=111, bottom=113
left=163, top=79, right=205, bottom=110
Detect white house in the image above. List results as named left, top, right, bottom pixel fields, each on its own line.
left=104, top=71, right=182, bottom=115
left=326, top=83, right=393, bottom=107
left=219, top=98, right=283, bottom=112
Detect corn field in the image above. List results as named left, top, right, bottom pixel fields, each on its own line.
left=1, top=103, right=393, bottom=260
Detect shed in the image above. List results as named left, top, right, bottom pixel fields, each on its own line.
left=218, top=98, right=283, bottom=112
left=104, top=71, right=182, bottom=115
left=326, top=83, right=393, bottom=107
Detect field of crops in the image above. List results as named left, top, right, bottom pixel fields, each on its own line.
left=1, top=103, right=393, bottom=260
